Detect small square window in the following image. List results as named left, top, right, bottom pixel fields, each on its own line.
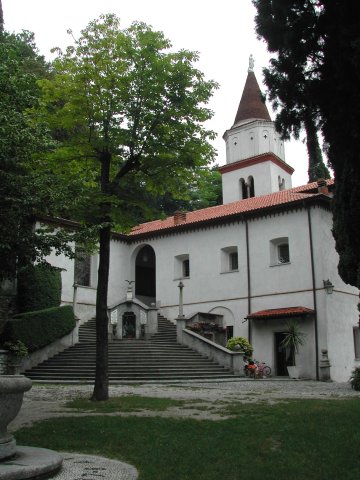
left=221, top=246, right=239, bottom=273
left=270, top=237, right=290, bottom=266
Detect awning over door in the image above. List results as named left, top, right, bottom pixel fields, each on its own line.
left=245, top=306, right=315, bottom=320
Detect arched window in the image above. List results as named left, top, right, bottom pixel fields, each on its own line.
left=247, top=176, right=255, bottom=198
left=278, top=176, right=285, bottom=191
left=135, top=245, right=156, bottom=299
left=240, top=178, right=247, bottom=200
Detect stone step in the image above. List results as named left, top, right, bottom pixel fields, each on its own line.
left=25, top=314, right=237, bottom=382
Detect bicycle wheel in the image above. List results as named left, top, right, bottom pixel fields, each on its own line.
left=263, top=365, right=271, bottom=376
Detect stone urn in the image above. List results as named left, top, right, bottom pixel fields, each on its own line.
left=0, top=375, right=32, bottom=460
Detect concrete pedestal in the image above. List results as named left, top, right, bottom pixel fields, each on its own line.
left=0, top=446, right=63, bottom=480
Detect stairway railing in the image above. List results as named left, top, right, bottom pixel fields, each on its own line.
left=176, top=320, right=244, bottom=375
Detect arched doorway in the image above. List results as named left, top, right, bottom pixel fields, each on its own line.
left=135, top=245, right=156, bottom=305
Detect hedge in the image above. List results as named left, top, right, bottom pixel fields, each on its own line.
left=1, top=305, right=75, bottom=353
left=17, top=263, right=62, bottom=313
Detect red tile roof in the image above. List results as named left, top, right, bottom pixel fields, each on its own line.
left=129, top=179, right=333, bottom=237
left=246, top=306, right=315, bottom=320
left=291, top=178, right=334, bottom=193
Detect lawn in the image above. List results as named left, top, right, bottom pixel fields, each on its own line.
left=15, top=397, right=360, bottom=480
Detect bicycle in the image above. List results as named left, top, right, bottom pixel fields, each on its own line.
left=254, top=360, right=271, bottom=378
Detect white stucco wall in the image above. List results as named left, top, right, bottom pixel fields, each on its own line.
left=42, top=200, right=358, bottom=382
left=222, top=160, right=293, bottom=204
left=128, top=223, right=249, bottom=328
left=224, top=120, right=285, bottom=164
left=107, top=238, right=131, bottom=305
left=309, top=207, right=358, bottom=381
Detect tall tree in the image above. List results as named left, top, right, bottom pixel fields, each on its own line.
left=254, top=0, right=330, bottom=182
left=253, top=0, right=360, bottom=288
left=0, top=0, right=4, bottom=33
left=39, top=14, right=217, bottom=400
left=0, top=30, right=83, bottom=284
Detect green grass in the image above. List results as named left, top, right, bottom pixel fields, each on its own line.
left=15, top=398, right=360, bottom=480
left=65, top=395, right=187, bottom=412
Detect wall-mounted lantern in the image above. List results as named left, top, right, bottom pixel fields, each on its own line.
left=323, top=279, right=334, bottom=294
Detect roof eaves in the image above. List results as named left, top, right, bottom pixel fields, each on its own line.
left=128, top=193, right=329, bottom=240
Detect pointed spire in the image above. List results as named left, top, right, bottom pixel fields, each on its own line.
left=233, top=59, right=271, bottom=126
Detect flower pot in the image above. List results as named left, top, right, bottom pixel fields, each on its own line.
left=287, top=365, right=300, bottom=379
left=0, top=375, right=32, bottom=460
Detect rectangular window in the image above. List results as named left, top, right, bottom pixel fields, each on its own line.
left=278, top=243, right=290, bottom=264
left=182, top=259, right=190, bottom=278
left=229, top=251, right=238, bottom=271
left=174, top=254, right=190, bottom=279
left=221, top=246, right=239, bottom=273
left=270, top=237, right=290, bottom=266
left=74, top=246, right=91, bottom=286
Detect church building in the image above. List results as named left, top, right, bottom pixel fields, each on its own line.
left=47, top=61, right=359, bottom=382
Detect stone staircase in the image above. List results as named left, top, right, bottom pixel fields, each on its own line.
left=25, top=315, right=237, bottom=382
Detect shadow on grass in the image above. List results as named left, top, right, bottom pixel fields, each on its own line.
left=15, top=399, right=360, bottom=480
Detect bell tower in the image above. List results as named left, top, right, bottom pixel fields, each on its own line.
left=220, top=56, right=294, bottom=204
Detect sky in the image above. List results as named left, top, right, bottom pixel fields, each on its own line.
left=3, top=0, right=310, bottom=186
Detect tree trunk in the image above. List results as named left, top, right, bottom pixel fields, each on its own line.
left=91, top=151, right=111, bottom=401
left=91, top=224, right=111, bottom=401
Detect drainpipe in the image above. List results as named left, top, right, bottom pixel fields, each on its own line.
left=307, top=206, right=320, bottom=380
left=245, top=219, right=252, bottom=342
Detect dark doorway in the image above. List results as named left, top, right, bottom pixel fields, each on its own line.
left=122, top=312, right=136, bottom=339
left=135, top=245, right=156, bottom=302
left=275, top=332, right=289, bottom=376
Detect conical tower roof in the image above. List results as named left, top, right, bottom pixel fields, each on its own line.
left=233, top=71, right=271, bottom=125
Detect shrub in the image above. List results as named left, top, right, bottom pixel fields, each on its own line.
left=17, top=263, right=62, bottom=313
left=1, top=305, right=75, bottom=353
left=350, top=367, right=360, bottom=391
left=226, top=336, right=253, bottom=357
left=3, top=340, right=28, bottom=357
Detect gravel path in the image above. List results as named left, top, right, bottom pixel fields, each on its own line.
left=10, top=379, right=360, bottom=431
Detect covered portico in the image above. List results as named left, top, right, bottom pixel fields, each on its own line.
left=245, top=306, right=316, bottom=378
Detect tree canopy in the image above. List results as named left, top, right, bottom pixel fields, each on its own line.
left=253, top=0, right=360, bottom=288
left=0, top=30, right=85, bottom=282
left=253, top=0, right=330, bottom=182
left=39, top=14, right=218, bottom=399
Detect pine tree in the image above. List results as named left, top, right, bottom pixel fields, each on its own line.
left=254, top=0, right=330, bottom=183
left=253, top=0, right=360, bottom=287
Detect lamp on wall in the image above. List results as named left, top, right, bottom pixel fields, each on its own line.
left=323, top=279, right=334, bottom=294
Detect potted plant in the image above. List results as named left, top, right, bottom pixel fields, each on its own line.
left=226, top=336, right=253, bottom=357
left=280, top=321, right=306, bottom=379
left=3, top=340, right=28, bottom=375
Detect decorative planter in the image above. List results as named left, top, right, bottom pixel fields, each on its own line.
left=0, top=375, right=32, bottom=460
left=6, top=356, right=23, bottom=375
left=287, top=366, right=300, bottom=379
